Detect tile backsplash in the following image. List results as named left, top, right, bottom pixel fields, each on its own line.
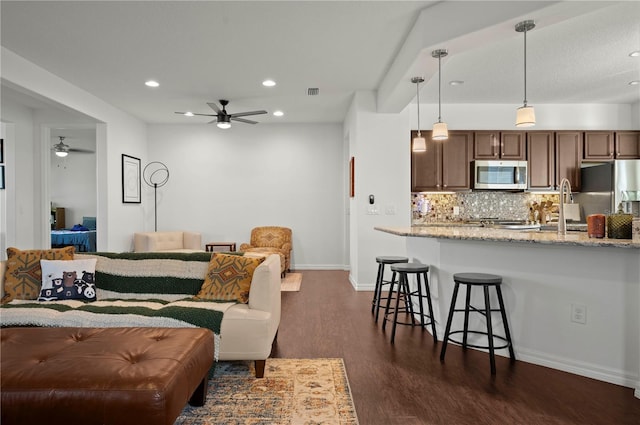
left=412, top=192, right=559, bottom=224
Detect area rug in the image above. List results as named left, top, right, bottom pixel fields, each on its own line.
left=281, top=272, right=302, bottom=292
left=175, top=358, right=359, bottom=425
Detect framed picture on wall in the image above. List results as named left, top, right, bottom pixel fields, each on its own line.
left=0, top=165, right=5, bottom=190
left=121, top=154, right=141, bottom=203
left=0, top=138, right=4, bottom=163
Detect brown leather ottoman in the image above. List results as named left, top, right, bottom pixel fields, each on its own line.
left=1, top=327, right=214, bottom=425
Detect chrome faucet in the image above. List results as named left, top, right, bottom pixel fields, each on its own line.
left=558, top=178, right=572, bottom=235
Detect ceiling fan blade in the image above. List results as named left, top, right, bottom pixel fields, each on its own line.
left=229, top=110, right=268, bottom=118
left=231, top=117, right=259, bottom=125
left=207, top=102, right=222, bottom=114
left=68, top=148, right=95, bottom=153
left=207, top=119, right=218, bottom=124
left=175, top=112, right=217, bottom=117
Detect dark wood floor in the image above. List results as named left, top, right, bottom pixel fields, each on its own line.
left=271, top=270, right=640, bottom=425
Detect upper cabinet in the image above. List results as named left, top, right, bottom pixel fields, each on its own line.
left=527, top=131, right=582, bottom=191
left=615, top=131, right=640, bottom=159
left=474, top=131, right=526, bottom=160
left=583, top=131, right=640, bottom=160
left=411, top=130, right=473, bottom=192
left=583, top=131, right=614, bottom=160
left=555, top=131, right=582, bottom=192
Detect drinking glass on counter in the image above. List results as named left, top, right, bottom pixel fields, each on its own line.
left=587, top=214, right=605, bottom=238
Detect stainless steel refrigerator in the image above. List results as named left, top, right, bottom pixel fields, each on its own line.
left=575, top=160, right=640, bottom=218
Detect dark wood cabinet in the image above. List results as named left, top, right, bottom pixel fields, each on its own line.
left=556, top=131, right=582, bottom=191
left=411, top=131, right=472, bottom=191
left=527, top=132, right=555, bottom=190
left=51, top=207, right=65, bottom=230
left=583, top=131, right=614, bottom=160
left=474, top=131, right=525, bottom=160
left=615, top=131, right=640, bottom=159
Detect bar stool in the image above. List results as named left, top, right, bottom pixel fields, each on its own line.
left=382, top=262, right=437, bottom=344
left=439, top=272, right=516, bottom=374
left=372, top=256, right=409, bottom=322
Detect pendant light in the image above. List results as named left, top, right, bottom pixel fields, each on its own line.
left=515, top=20, right=536, bottom=127
left=431, top=49, right=449, bottom=141
left=411, top=76, right=427, bottom=152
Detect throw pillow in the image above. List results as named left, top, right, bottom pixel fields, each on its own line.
left=2, top=246, right=75, bottom=303
left=38, top=259, right=97, bottom=302
left=195, top=252, right=265, bottom=303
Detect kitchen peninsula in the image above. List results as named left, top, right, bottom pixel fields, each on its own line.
left=376, top=225, right=640, bottom=397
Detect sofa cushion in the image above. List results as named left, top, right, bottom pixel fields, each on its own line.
left=196, top=253, right=265, bottom=303
left=38, top=259, right=97, bottom=302
left=2, top=247, right=75, bottom=303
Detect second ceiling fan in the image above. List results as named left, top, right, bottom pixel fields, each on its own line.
left=175, top=99, right=267, bottom=129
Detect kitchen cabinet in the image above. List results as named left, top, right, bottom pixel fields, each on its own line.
left=615, top=131, right=640, bottom=159
left=527, top=131, right=581, bottom=191
left=583, top=131, right=614, bottom=160
left=474, top=131, right=526, bottom=160
left=411, top=130, right=473, bottom=192
left=555, top=131, right=582, bottom=191
left=583, top=131, right=640, bottom=160
left=527, top=132, right=555, bottom=190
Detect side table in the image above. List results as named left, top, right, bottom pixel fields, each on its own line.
left=205, top=242, right=236, bottom=252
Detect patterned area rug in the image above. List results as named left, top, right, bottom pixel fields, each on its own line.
left=175, top=358, right=359, bottom=425
left=281, top=272, right=302, bottom=292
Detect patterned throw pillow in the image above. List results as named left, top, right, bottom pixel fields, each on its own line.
left=38, top=259, right=97, bottom=302
left=2, top=247, right=75, bottom=303
left=195, top=253, right=265, bottom=303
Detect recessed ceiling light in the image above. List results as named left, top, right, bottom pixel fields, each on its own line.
left=145, top=80, right=159, bottom=87
left=449, top=80, right=464, bottom=86
left=629, top=51, right=640, bottom=57
left=273, top=110, right=284, bottom=117
left=184, top=112, right=194, bottom=117
left=629, top=81, right=640, bottom=86
left=262, top=79, right=276, bottom=87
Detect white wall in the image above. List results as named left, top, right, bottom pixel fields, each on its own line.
left=1, top=47, right=147, bottom=253
left=146, top=123, right=345, bottom=269
left=50, top=139, right=97, bottom=227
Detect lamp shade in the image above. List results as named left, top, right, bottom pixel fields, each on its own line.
left=432, top=122, right=449, bottom=141
left=412, top=136, right=427, bottom=152
left=516, top=106, right=536, bottom=127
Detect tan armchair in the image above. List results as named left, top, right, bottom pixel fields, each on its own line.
left=239, top=226, right=292, bottom=276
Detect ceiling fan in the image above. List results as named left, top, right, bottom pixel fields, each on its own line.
left=175, top=99, right=267, bottom=129
left=52, top=136, right=94, bottom=157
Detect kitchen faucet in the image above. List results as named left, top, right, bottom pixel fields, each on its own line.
left=558, top=178, right=572, bottom=235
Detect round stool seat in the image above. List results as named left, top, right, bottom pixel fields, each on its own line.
left=371, top=256, right=409, bottom=323
left=391, top=263, right=430, bottom=273
left=376, top=256, right=409, bottom=264
left=453, top=272, right=502, bottom=285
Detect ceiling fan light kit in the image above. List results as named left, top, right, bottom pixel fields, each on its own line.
left=515, top=20, right=536, bottom=127
left=431, top=48, right=449, bottom=141
left=52, top=136, right=93, bottom=157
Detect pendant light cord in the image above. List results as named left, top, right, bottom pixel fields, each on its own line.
left=416, top=81, right=421, bottom=137
left=523, top=28, right=528, bottom=107
left=438, top=54, right=442, bottom=123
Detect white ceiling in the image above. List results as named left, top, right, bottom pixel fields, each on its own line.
left=1, top=1, right=639, bottom=126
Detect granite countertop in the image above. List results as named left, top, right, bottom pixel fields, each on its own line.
left=375, top=226, right=640, bottom=249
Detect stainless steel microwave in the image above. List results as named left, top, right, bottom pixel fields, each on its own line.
left=472, top=160, right=528, bottom=190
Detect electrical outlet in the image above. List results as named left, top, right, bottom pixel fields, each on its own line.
left=453, top=206, right=460, bottom=216
left=571, top=303, right=587, bottom=324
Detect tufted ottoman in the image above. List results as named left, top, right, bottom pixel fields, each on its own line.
left=1, top=327, right=214, bottom=425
